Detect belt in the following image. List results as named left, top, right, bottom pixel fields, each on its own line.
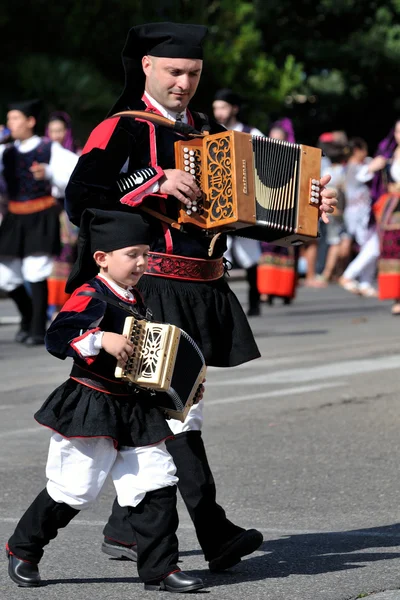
left=70, top=363, right=134, bottom=396
left=8, top=196, right=56, bottom=215
left=145, top=251, right=224, bottom=282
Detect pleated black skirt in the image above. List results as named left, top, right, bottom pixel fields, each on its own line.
left=34, top=379, right=173, bottom=448
left=0, top=205, right=61, bottom=258
left=136, top=274, right=260, bottom=367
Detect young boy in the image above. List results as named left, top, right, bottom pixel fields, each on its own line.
left=6, top=208, right=204, bottom=593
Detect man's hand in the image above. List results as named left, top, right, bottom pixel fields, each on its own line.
left=159, top=169, right=202, bottom=206
left=29, top=161, right=47, bottom=180
left=102, top=332, right=134, bottom=365
left=318, top=174, right=338, bottom=224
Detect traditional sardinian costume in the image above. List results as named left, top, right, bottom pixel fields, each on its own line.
left=65, top=22, right=263, bottom=573
left=6, top=209, right=190, bottom=589
left=0, top=99, right=78, bottom=343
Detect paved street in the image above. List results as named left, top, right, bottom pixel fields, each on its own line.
left=1, top=280, right=400, bottom=600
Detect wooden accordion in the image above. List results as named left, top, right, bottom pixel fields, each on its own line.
left=115, top=317, right=206, bottom=422
left=175, top=130, right=322, bottom=246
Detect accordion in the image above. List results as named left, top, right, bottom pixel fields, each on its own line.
left=175, top=130, right=322, bottom=246
left=115, top=317, right=206, bottom=422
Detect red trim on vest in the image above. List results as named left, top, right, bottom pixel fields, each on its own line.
left=95, top=275, right=137, bottom=303
left=81, top=118, right=120, bottom=155
left=60, top=283, right=95, bottom=313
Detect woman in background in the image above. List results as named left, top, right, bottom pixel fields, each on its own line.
left=45, top=112, right=79, bottom=317
left=257, top=119, right=299, bottom=305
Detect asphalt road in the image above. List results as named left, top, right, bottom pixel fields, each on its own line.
left=1, top=280, right=400, bottom=600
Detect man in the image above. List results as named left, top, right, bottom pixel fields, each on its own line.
left=66, top=22, right=337, bottom=572
left=212, top=88, right=264, bottom=136
left=0, top=100, right=78, bottom=344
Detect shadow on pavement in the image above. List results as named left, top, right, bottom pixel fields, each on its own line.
left=180, top=523, right=400, bottom=586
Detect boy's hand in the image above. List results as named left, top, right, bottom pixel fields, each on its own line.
left=102, top=332, right=133, bottom=365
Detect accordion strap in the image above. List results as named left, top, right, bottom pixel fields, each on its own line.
left=77, top=290, right=152, bottom=320
left=110, top=110, right=204, bottom=137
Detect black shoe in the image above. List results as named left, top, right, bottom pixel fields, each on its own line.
left=14, top=329, right=30, bottom=344
left=25, top=335, right=45, bottom=347
left=208, top=528, right=263, bottom=572
left=144, top=571, right=204, bottom=592
left=7, top=552, right=42, bottom=587
left=101, top=538, right=137, bottom=561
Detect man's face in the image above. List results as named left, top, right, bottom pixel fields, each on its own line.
left=7, top=110, right=35, bottom=141
left=142, top=56, right=202, bottom=112
left=212, top=100, right=238, bottom=126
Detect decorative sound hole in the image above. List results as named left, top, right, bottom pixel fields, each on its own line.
left=141, top=327, right=163, bottom=379
left=206, top=138, right=234, bottom=222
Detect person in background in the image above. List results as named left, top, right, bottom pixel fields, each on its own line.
left=257, top=119, right=299, bottom=305
left=365, top=120, right=400, bottom=314
left=338, top=138, right=379, bottom=297
left=212, top=88, right=264, bottom=136
left=0, top=99, right=78, bottom=345
left=45, top=112, right=79, bottom=317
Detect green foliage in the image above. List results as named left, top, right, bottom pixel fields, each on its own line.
left=1, top=0, right=399, bottom=147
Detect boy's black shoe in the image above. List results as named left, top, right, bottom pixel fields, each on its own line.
left=144, top=571, right=204, bottom=592
left=208, top=528, right=263, bottom=572
left=7, top=551, right=42, bottom=587
left=101, top=538, right=137, bottom=561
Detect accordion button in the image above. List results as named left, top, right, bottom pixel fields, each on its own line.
left=183, top=147, right=189, bottom=152
left=184, top=166, right=190, bottom=172
left=189, top=150, right=195, bottom=155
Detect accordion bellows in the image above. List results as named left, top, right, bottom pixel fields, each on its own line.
left=115, top=317, right=206, bottom=422
left=175, top=130, right=322, bottom=246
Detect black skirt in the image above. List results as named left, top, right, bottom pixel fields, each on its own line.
left=34, top=379, right=174, bottom=448
left=0, top=205, right=61, bottom=258
left=136, top=274, right=260, bottom=367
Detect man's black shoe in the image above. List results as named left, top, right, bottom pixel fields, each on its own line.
left=7, top=552, right=42, bottom=587
left=144, top=571, right=204, bottom=592
left=25, top=335, right=45, bottom=347
left=101, top=538, right=137, bottom=561
left=208, top=528, right=263, bottom=572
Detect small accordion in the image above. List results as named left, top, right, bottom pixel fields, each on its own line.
left=115, top=316, right=206, bottom=422
left=175, top=130, right=322, bottom=246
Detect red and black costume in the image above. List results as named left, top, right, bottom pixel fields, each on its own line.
left=65, top=22, right=263, bottom=573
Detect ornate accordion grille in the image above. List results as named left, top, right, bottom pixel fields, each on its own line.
left=138, top=325, right=165, bottom=380
left=206, top=136, right=234, bottom=223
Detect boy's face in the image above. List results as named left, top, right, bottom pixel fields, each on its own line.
left=7, top=110, right=36, bottom=141
left=95, top=245, right=149, bottom=289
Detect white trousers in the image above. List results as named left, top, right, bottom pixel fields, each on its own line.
left=0, top=255, right=53, bottom=291
left=45, top=433, right=178, bottom=510
left=343, top=230, right=380, bottom=287
left=167, top=399, right=204, bottom=435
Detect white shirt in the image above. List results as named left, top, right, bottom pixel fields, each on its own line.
left=0, top=135, right=78, bottom=196
left=144, top=92, right=188, bottom=124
